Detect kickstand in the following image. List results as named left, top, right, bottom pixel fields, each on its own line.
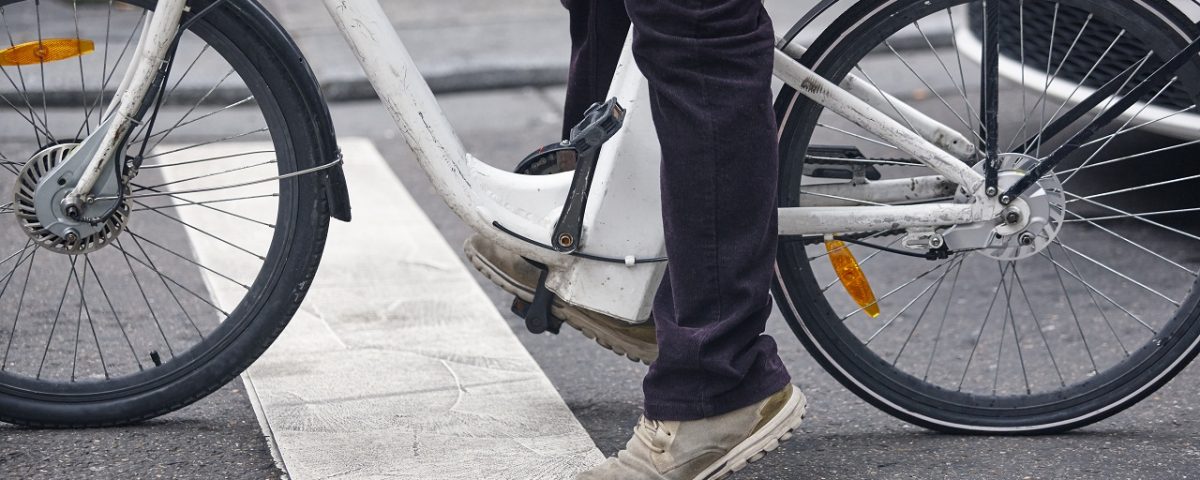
left=510, top=263, right=564, bottom=335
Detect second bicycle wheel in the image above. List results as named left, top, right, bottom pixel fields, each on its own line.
left=0, top=0, right=337, bottom=426
left=775, top=0, right=1200, bottom=433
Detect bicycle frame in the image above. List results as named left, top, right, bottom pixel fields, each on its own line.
left=77, top=0, right=1006, bottom=323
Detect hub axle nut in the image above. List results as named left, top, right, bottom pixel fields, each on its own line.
left=1003, top=207, right=1022, bottom=225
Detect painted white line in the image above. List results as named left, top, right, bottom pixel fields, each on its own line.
left=157, top=138, right=602, bottom=479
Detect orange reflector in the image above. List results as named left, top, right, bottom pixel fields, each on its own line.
left=826, top=240, right=881, bottom=318
left=0, top=39, right=94, bottom=67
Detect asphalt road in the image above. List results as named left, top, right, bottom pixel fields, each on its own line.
left=3, top=51, right=1200, bottom=479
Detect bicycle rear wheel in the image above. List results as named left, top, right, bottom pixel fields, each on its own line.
left=775, top=0, right=1200, bottom=433
left=0, top=0, right=333, bottom=426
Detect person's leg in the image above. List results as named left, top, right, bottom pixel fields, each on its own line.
left=561, top=0, right=630, bottom=138
left=626, top=0, right=791, bottom=421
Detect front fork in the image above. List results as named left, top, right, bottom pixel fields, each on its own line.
left=60, top=0, right=188, bottom=217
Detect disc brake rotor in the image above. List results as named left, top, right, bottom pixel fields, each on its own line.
left=13, top=143, right=131, bottom=254
left=943, top=153, right=1066, bottom=260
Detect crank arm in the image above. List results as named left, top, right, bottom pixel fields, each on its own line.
left=550, top=98, right=626, bottom=253
left=62, top=0, right=188, bottom=215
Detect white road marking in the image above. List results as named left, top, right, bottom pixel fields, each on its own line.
left=157, top=138, right=602, bottom=479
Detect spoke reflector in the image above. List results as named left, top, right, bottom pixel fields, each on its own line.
left=826, top=240, right=881, bottom=318
left=0, top=39, right=94, bottom=66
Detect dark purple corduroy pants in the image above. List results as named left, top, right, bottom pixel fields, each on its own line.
left=561, top=0, right=791, bottom=421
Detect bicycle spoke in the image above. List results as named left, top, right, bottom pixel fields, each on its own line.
left=144, top=95, right=254, bottom=150
left=85, top=256, right=143, bottom=371
left=37, top=257, right=78, bottom=379
left=1044, top=246, right=1103, bottom=375
left=126, top=229, right=250, bottom=290
left=816, top=123, right=899, bottom=151
left=111, top=239, right=229, bottom=318
left=1075, top=105, right=1196, bottom=150
left=141, top=149, right=274, bottom=170
left=853, top=64, right=919, bottom=135
left=800, top=190, right=888, bottom=207
left=883, top=41, right=984, bottom=143
left=1065, top=192, right=1200, bottom=244
left=1038, top=248, right=1156, bottom=333
left=68, top=254, right=105, bottom=381
left=994, top=261, right=1029, bottom=395
left=133, top=199, right=265, bottom=260
left=127, top=182, right=276, bottom=228
left=132, top=68, right=237, bottom=149
left=865, top=255, right=958, bottom=345
left=141, top=127, right=269, bottom=160
left=114, top=236, right=176, bottom=358
left=890, top=255, right=964, bottom=363
left=916, top=18, right=981, bottom=128
left=1, top=246, right=36, bottom=371
left=1067, top=207, right=1200, bottom=226
left=131, top=193, right=278, bottom=213
left=132, top=159, right=277, bottom=193
left=71, top=1, right=89, bottom=136
left=1012, top=268, right=1067, bottom=386
left=1, top=8, right=53, bottom=144
left=77, top=10, right=146, bottom=136
left=1059, top=78, right=1177, bottom=186
left=1063, top=211, right=1197, bottom=276
left=123, top=236, right=204, bottom=339
left=1057, top=138, right=1200, bottom=177
left=1055, top=240, right=1180, bottom=307
left=1069, top=172, right=1200, bottom=204
left=922, top=256, right=965, bottom=381
left=1012, top=30, right=1128, bottom=153
left=957, top=262, right=1012, bottom=391
left=0, top=240, right=34, bottom=301
left=133, top=193, right=275, bottom=228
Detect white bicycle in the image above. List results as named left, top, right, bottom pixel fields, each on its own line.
left=2, top=0, right=1200, bottom=434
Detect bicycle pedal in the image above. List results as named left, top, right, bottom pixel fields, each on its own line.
left=510, top=267, right=564, bottom=335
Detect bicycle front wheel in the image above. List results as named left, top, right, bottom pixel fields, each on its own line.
left=775, top=0, right=1200, bottom=433
left=0, top=0, right=333, bottom=426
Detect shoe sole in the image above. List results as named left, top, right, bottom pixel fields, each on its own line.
left=465, top=245, right=655, bottom=365
left=698, top=386, right=808, bottom=480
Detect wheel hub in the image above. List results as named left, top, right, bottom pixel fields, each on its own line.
left=943, top=153, right=1066, bottom=260
left=12, top=143, right=130, bottom=254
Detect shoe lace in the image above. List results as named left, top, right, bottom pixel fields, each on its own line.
left=633, top=416, right=672, bottom=455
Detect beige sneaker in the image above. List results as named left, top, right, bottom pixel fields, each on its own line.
left=578, top=385, right=807, bottom=480
left=463, top=235, right=659, bottom=364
